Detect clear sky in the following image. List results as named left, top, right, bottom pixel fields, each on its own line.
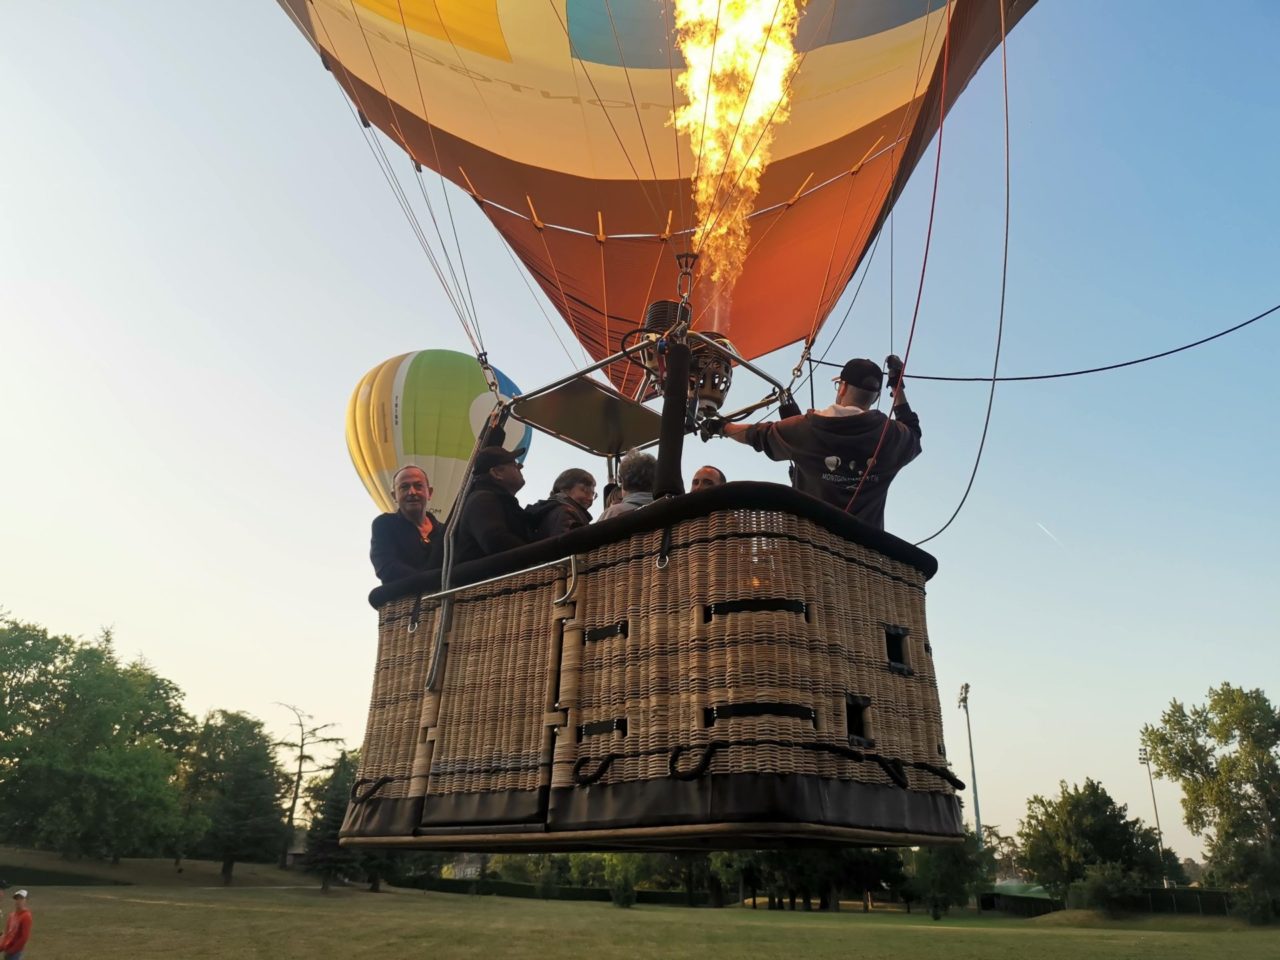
left=2, top=2, right=1277, bottom=862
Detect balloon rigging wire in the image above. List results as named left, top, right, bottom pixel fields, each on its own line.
left=602, top=0, right=664, bottom=185
left=689, top=0, right=725, bottom=195
left=696, top=0, right=789, bottom=250
left=794, top=0, right=943, bottom=367
left=546, top=0, right=667, bottom=231
left=497, top=241, right=579, bottom=367
left=658, top=0, right=691, bottom=253
left=843, top=0, right=954, bottom=516
left=691, top=0, right=841, bottom=270
left=341, top=0, right=486, bottom=350
left=889, top=208, right=896, bottom=356
left=914, top=0, right=1011, bottom=547
left=807, top=303, right=1280, bottom=383
left=393, top=0, right=484, bottom=346
left=295, top=0, right=484, bottom=355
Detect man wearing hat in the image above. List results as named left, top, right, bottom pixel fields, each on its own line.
left=0, top=889, right=31, bottom=960
left=452, top=443, right=538, bottom=564
left=702, top=355, right=920, bottom=530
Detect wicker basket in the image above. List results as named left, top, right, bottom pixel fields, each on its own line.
left=343, top=491, right=963, bottom=850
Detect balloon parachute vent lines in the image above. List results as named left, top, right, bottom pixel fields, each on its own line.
left=674, top=0, right=804, bottom=302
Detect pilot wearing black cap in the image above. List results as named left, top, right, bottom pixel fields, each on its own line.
left=452, top=443, right=539, bottom=563
left=703, top=355, right=920, bottom=530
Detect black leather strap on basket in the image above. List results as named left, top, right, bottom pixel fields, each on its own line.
left=703, top=702, right=816, bottom=728
left=577, top=717, right=627, bottom=741
left=704, top=597, right=806, bottom=622
left=572, top=753, right=618, bottom=786
left=657, top=525, right=674, bottom=568
left=408, top=594, right=424, bottom=633
left=349, top=775, right=398, bottom=805
left=584, top=621, right=628, bottom=643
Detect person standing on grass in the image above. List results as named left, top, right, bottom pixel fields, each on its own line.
left=0, top=889, right=31, bottom=960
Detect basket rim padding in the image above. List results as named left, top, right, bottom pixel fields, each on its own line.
left=369, top=480, right=937, bottom=607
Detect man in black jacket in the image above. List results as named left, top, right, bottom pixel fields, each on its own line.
left=452, top=445, right=537, bottom=563
left=702, top=355, right=920, bottom=530
left=369, top=465, right=445, bottom=584
left=525, top=468, right=596, bottom=539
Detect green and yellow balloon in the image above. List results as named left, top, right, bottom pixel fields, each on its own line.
left=346, top=350, right=530, bottom=518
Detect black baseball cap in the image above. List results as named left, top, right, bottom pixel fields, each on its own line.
left=834, top=358, right=884, bottom=392
left=475, top=446, right=526, bottom=472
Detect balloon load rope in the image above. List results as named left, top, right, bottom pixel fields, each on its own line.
left=425, top=399, right=502, bottom=692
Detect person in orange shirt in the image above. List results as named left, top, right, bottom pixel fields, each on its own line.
left=0, top=890, right=31, bottom=960
left=369, top=465, right=445, bottom=584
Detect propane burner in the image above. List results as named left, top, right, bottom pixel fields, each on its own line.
left=689, top=331, right=738, bottom=416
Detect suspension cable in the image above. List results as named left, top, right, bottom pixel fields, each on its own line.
left=807, top=302, right=1280, bottom=383
left=916, top=0, right=1012, bottom=546
left=290, top=2, right=487, bottom=356
left=844, top=0, right=954, bottom=515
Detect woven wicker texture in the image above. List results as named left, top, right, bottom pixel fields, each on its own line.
left=350, top=506, right=954, bottom=843
left=353, top=596, right=440, bottom=801
left=556, top=510, right=948, bottom=793
left=420, top=565, right=563, bottom=799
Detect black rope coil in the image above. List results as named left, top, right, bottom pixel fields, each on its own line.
left=349, top=775, right=400, bottom=805
left=572, top=754, right=619, bottom=786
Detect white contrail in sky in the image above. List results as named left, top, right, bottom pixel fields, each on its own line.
left=1036, top=522, right=1063, bottom=546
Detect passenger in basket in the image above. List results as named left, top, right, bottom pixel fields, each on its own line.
left=525, top=468, right=597, bottom=538
left=599, top=450, right=657, bottom=520
left=690, top=465, right=727, bottom=492
left=370, top=465, right=445, bottom=584
left=453, top=445, right=538, bottom=563
left=601, top=482, right=623, bottom=511
left=700, top=355, right=920, bottom=530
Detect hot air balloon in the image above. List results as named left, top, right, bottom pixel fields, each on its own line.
left=270, top=1, right=1037, bottom=853
left=277, top=0, right=1035, bottom=392
left=346, top=350, right=531, bottom=519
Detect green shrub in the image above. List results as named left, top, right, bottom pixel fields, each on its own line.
left=1230, top=885, right=1276, bottom=925
left=603, top=854, right=638, bottom=909
left=1079, top=862, right=1141, bottom=916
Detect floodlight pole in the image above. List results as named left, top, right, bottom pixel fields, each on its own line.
left=1139, top=746, right=1168, bottom=886
left=958, top=683, right=982, bottom=848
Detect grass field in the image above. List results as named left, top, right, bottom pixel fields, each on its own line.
left=3, top=850, right=1275, bottom=959
left=14, top=884, right=1279, bottom=960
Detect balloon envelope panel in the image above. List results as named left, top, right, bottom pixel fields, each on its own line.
left=346, top=350, right=530, bottom=518
left=280, top=0, right=1033, bottom=391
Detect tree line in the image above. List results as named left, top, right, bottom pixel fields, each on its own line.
left=1, top=616, right=296, bottom=883
left=2, top=614, right=1276, bottom=921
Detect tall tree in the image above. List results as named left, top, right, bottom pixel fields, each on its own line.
left=187, top=710, right=289, bottom=884
left=274, top=703, right=341, bottom=869
left=304, top=751, right=358, bottom=892
left=0, top=616, right=74, bottom=781
left=982, top=824, right=1024, bottom=881
left=1018, top=778, right=1167, bottom=900
left=0, top=621, right=198, bottom=861
left=1142, top=683, right=1280, bottom=921
left=912, top=830, right=993, bottom=919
